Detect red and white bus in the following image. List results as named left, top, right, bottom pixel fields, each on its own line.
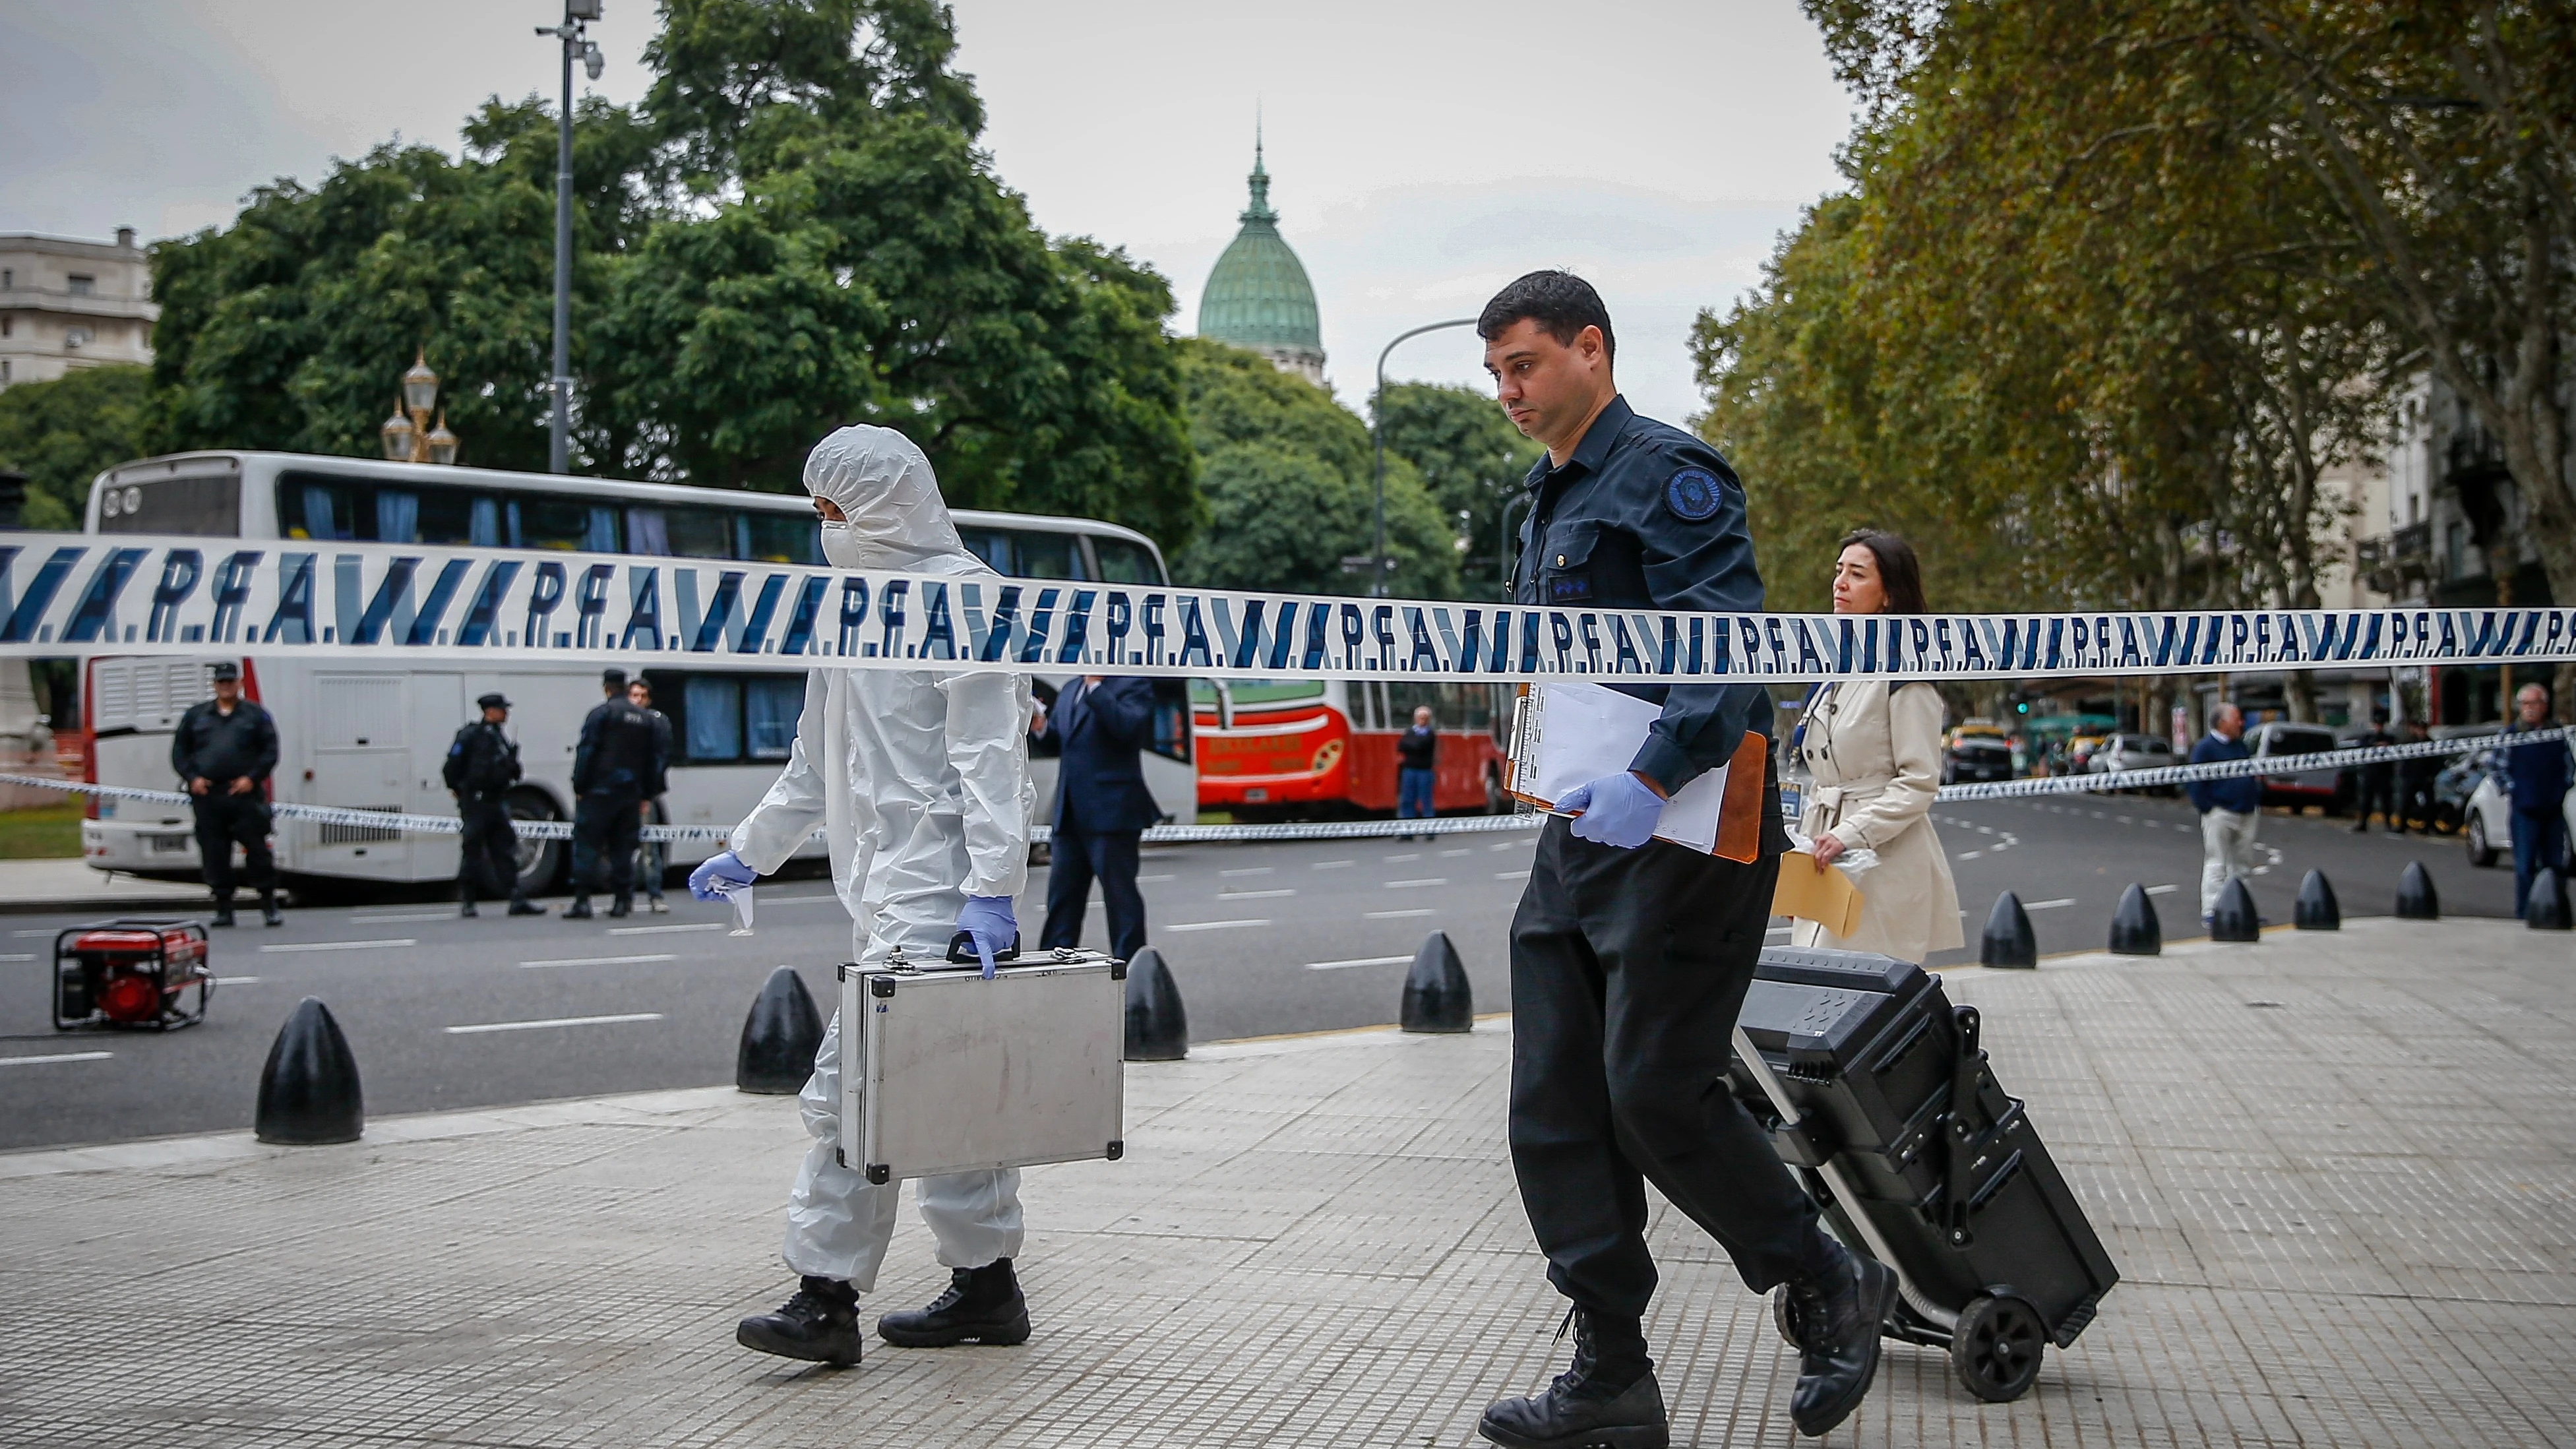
left=1194, top=679, right=1515, bottom=820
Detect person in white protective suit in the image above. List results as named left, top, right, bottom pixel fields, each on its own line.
left=690, top=424, right=1036, bottom=1370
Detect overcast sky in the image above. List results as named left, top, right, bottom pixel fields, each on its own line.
left=0, top=0, right=1854, bottom=423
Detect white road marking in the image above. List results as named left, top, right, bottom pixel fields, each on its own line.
left=12, top=928, right=59, bottom=937
left=1219, top=867, right=1275, bottom=878
left=762, top=894, right=841, bottom=906
left=348, top=910, right=459, bottom=923
left=2025, top=898, right=2076, bottom=910
left=1384, top=879, right=1448, bottom=889
left=518, top=953, right=681, bottom=969
left=607, top=922, right=721, bottom=935
left=1439, top=848, right=1472, bottom=857
left=446, top=1012, right=665, bottom=1035
left=1310, top=860, right=1354, bottom=870
left=1489, top=842, right=1523, bottom=852
left=2146, top=884, right=2180, bottom=895
left=1495, top=870, right=1531, bottom=881
left=260, top=938, right=415, bottom=954
left=1138, top=874, right=1177, bottom=882
left=1306, top=955, right=1413, bottom=971
left=0, top=1051, right=113, bottom=1066
left=1384, top=853, right=1421, bottom=862
left=1959, top=850, right=1985, bottom=860
left=216, top=975, right=261, bottom=984
left=0, top=952, right=31, bottom=962
left=1165, top=919, right=1269, bottom=933
left=1366, top=908, right=1436, bottom=919
left=1219, top=889, right=1296, bottom=900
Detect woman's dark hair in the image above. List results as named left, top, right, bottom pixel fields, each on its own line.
left=1837, top=528, right=1927, bottom=614
left=1477, top=270, right=1616, bottom=365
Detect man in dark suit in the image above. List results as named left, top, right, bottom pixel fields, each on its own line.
left=1033, top=675, right=1161, bottom=964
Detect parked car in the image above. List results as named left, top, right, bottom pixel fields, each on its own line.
left=1942, top=735, right=2015, bottom=785
left=2246, top=721, right=2344, bottom=812
left=2426, top=725, right=2505, bottom=834
left=2088, top=733, right=2178, bottom=792
left=2461, top=735, right=2576, bottom=867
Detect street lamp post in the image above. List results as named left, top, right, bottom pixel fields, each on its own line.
left=537, top=1, right=605, bottom=474
left=1370, top=317, right=1478, bottom=598
left=380, top=351, right=460, bottom=465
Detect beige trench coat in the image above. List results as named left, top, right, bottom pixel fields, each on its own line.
left=1788, top=679, right=1964, bottom=962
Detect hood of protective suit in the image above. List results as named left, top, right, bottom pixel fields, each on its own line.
left=804, top=425, right=982, bottom=575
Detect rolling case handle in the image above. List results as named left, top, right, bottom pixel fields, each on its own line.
left=1942, top=1004, right=1986, bottom=1248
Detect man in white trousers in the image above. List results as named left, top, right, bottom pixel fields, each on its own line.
left=2186, top=702, right=2261, bottom=925
left=692, top=424, right=1035, bottom=1369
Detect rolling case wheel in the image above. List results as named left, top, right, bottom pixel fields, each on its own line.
left=1949, top=1294, right=2047, bottom=1402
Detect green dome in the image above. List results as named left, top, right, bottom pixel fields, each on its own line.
left=1198, top=142, right=1322, bottom=356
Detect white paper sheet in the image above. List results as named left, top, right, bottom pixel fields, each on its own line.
left=1514, top=683, right=1729, bottom=853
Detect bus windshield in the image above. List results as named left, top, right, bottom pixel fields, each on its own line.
left=97, top=472, right=241, bottom=536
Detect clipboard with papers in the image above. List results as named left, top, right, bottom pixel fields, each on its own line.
left=1504, top=682, right=1769, bottom=862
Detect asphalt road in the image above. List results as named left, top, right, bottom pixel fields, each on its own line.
left=0, top=790, right=2525, bottom=1150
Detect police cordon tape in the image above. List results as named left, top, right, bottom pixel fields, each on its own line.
left=11, top=727, right=2554, bottom=850
left=13, top=532, right=2576, bottom=683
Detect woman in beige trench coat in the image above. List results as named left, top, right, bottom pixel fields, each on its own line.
left=1789, top=531, right=1963, bottom=964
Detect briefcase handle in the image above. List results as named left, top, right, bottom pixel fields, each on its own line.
left=946, top=931, right=1023, bottom=966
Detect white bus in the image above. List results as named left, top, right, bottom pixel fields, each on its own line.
left=76, top=450, right=1193, bottom=894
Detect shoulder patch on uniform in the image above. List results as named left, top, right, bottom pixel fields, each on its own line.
left=1664, top=466, right=1724, bottom=522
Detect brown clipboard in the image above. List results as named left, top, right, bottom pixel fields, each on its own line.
left=1506, top=684, right=1769, bottom=862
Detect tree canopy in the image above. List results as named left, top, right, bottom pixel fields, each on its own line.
left=1375, top=382, right=1541, bottom=599
left=0, top=365, right=156, bottom=530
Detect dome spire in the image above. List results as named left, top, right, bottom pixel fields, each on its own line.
left=1199, top=111, right=1325, bottom=387
left=1243, top=111, right=1276, bottom=225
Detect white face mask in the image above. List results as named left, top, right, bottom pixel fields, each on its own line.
left=818, top=519, right=863, bottom=570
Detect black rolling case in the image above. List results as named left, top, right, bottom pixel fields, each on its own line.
left=1727, top=946, right=2118, bottom=1402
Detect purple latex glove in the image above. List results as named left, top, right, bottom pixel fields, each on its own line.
left=953, top=894, right=1018, bottom=979
left=1560, top=772, right=1665, bottom=850
left=687, top=849, right=756, bottom=902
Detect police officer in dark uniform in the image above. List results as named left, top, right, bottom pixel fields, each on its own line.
left=445, top=692, right=546, bottom=919
left=1474, top=272, right=1893, bottom=1448
left=567, top=668, right=665, bottom=920
left=169, top=662, right=282, bottom=928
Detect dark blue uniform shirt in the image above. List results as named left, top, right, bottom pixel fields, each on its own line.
left=1511, top=395, right=1781, bottom=829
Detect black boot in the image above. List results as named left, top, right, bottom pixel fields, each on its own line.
left=564, top=897, right=594, bottom=920
left=876, top=1258, right=1031, bottom=1347
left=508, top=898, right=548, bottom=916
left=1478, top=1308, right=1667, bottom=1449
left=1783, top=1239, right=1897, bottom=1438
left=607, top=893, right=634, bottom=919
left=460, top=894, right=479, bottom=919
left=261, top=890, right=283, bottom=927
left=737, top=1276, right=861, bottom=1367
left=210, top=895, right=236, bottom=928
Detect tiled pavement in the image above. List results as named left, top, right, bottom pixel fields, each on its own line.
left=1, top=916, right=2571, bottom=1446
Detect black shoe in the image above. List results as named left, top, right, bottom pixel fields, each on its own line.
left=211, top=900, right=236, bottom=928
left=876, top=1258, right=1031, bottom=1347
left=737, top=1276, right=861, bottom=1367
left=1785, top=1243, right=1898, bottom=1438
left=261, top=892, right=283, bottom=927
left=1479, top=1308, right=1667, bottom=1449
left=564, top=898, right=594, bottom=920
left=460, top=902, right=479, bottom=919
left=607, top=895, right=633, bottom=919
left=508, top=900, right=547, bottom=916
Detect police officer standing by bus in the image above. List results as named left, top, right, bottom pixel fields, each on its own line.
left=567, top=668, right=665, bottom=920
left=1475, top=272, right=1893, bottom=1448
left=170, top=662, right=282, bottom=929
left=446, top=692, right=545, bottom=919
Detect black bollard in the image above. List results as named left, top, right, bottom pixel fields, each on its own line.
left=2210, top=878, right=2260, bottom=942
left=1980, top=891, right=2037, bottom=970
left=2295, top=870, right=2341, bottom=931
left=2108, top=883, right=2161, bottom=956
left=255, top=997, right=363, bottom=1145
left=1401, top=931, right=1474, bottom=1032
left=2527, top=867, right=2572, bottom=931
left=736, top=966, right=825, bottom=1094
left=2395, top=861, right=2440, bottom=920
left=1124, top=946, right=1188, bottom=1061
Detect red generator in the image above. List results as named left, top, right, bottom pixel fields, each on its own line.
left=53, top=919, right=214, bottom=1031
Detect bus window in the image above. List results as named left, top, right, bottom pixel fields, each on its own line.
left=1014, top=530, right=1087, bottom=579
left=280, top=476, right=357, bottom=540
left=518, top=496, right=617, bottom=552
left=745, top=677, right=801, bottom=758
left=955, top=527, right=1013, bottom=574
left=375, top=490, right=419, bottom=542
left=1094, top=538, right=1162, bottom=584
left=98, top=472, right=242, bottom=536
left=681, top=676, right=741, bottom=760
left=741, top=510, right=823, bottom=565
left=410, top=486, right=502, bottom=545
left=1148, top=678, right=1192, bottom=764
left=626, top=505, right=733, bottom=559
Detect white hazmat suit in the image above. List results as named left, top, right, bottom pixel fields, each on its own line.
left=726, top=425, right=1035, bottom=1289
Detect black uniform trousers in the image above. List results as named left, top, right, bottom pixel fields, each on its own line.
left=570, top=791, right=641, bottom=900
left=2355, top=768, right=2399, bottom=826
left=458, top=798, right=527, bottom=904
left=1509, top=819, right=1824, bottom=1323
left=191, top=793, right=273, bottom=898
left=1041, top=827, right=1148, bottom=965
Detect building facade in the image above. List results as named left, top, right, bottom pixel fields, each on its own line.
left=1197, top=139, right=1326, bottom=386
left=0, top=229, right=157, bottom=390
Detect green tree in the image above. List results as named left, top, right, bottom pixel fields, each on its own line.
left=1376, top=382, right=1539, bottom=598
left=0, top=365, right=159, bottom=529
left=1169, top=340, right=1457, bottom=598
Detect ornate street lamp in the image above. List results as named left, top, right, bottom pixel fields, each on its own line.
left=379, top=350, right=461, bottom=464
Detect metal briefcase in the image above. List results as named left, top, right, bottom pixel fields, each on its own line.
left=838, top=946, right=1126, bottom=1185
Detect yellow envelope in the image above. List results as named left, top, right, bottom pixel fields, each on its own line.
left=1772, top=851, right=1864, bottom=938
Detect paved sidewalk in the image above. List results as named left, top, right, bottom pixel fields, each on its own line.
left=0, top=856, right=202, bottom=913
left=2, top=917, right=2571, bottom=1446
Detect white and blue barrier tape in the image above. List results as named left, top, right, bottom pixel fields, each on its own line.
left=9, top=532, right=2576, bottom=683
left=12, top=728, right=2549, bottom=848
